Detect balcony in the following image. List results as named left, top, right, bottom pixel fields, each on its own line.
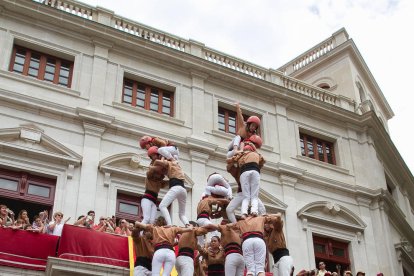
left=0, top=225, right=129, bottom=276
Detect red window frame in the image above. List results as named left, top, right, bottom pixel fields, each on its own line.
left=9, top=45, right=74, bottom=88
left=122, top=78, right=174, bottom=116
left=300, top=133, right=336, bottom=165
left=0, top=168, right=56, bottom=206
left=218, top=107, right=258, bottom=135
left=313, top=235, right=350, bottom=266
left=116, top=193, right=143, bottom=222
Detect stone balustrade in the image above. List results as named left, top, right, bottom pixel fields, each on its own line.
left=282, top=76, right=338, bottom=106
left=30, top=0, right=353, bottom=111
left=204, top=49, right=267, bottom=80
left=33, top=0, right=93, bottom=20
left=113, top=16, right=188, bottom=52
left=278, top=28, right=349, bottom=75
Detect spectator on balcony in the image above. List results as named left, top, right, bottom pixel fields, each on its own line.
left=12, top=218, right=24, bottom=230
left=39, top=210, right=49, bottom=226
left=0, top=204, right=14, bottom=227
left=17, top=209, right=30, bottom=227
left=47, top=211, right=66, bottom=236
left=23, top=224, right=34, bottom=231
left=96, top=217, right=115, bottom=233
left=85, top=210, right=97, bottom=229
left=74, top=215, right=87, bottom=227
left=32, top=215, right=45, bottom=233
left=115, top=219, right=132, bottom=236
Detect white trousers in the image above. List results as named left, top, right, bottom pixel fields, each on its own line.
left=159, top=185, right=189, bottom=226
left=152, top=248, right=176, bottom=276
left=205, top=185, right=230, bottom=198
left=240, top=170, right=260, bottom=215
left=273, top=255, right=294, bottom=276
left=141, top=198, right=158, bottom=224
left=242, top=237, right=266, bottom=276
left=227, top=192, right=266, bottom=223
left=227, top=135, right=242, bottom=158
left=196, top=217, right=219, bottom=245
left=158, top=146, right=179, bottom=160
left=134, top=265, right=151, bottom=276
left=225, top=253, right=245, bottom=276
left=176, top=255, right=194, bottom=276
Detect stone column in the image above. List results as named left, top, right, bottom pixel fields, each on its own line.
left=88, top=40, right=112, bottom=109
left=377, top=200, right=398, bottom=275
left=0, top=29, right=14, bottom=71
left=356, top=196, right=374, bottom=273
left=190, top=72, right=208, bottom=140
left=275, top=102, right=293, bottom=165
left=76, top=122, right=106, bottom=215
left=279, top=174, right=301, bottom=265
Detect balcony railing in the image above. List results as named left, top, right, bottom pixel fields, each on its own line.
left=29, top=0, right=354, bottom=111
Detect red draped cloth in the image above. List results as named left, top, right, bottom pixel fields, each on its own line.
left=57, top=225, right=129, bottom=267
left=0, top=227, right=59, bottom=271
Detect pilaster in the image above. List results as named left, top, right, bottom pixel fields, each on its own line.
left=76, top=122, right=106, bottom=215
left=0, top=29, right=13, bottom=71
left=190, top=71, right=208, bottom=140
left=275, top=102, right=293, bottom=165
left=87, top=39, right=113, bottom=109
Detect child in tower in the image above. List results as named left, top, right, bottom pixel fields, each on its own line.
left=227, top=102, right=261, bottom=158
left=204, top=173, right=232, bottom=199
left=227, top=135, right=265, bottom=218
left=139, top=135, right=179, bottom=161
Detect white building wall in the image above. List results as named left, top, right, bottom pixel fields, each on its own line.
left=0, top=1, right=413, bottom=275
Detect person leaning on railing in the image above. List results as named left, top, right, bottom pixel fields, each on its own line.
left=47, top=211, right=70, bottom=236
left=114, top=219, right=131, bottom=236
left=0, top=204, right=15, bottom=227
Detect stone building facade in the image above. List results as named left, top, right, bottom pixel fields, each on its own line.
left=0, top=0, right=413, bottom=275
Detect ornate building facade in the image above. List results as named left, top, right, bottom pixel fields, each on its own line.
left=0, top=0, right=413, bottom=275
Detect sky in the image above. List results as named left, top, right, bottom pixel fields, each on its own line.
left=79, top=0, right=414, bottom=175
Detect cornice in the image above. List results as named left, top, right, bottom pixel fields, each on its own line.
left=186, top=137, right=217, bottom=154
left=76, top=107, right=115, bottom=126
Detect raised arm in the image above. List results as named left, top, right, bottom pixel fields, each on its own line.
left=235, top=103, right=246, bottom=131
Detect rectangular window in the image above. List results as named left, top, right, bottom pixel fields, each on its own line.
left=300, top=133, right=336, bottom=165
left=122, top=78, right=174, bottom=116
left=0, top=168, right=56, bottom=206
left=9, top=45, right=74, bottom=88
left=313, top=235, right=350, bottom=273
left=218, top=107, right=255, bottom=135
left=116, top=192, right=142, bottom=222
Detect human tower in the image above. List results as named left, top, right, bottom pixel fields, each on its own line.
left=133, top=103, right=293, bottom=276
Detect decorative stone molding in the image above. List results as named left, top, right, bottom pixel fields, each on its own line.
left=77, top=107, right=115, bottom=126
left=82, top=122, right=106, bottom=138
left=323, top=202, right=341, bottom=215
left=67, top=164, right=75, bottom=179
left=0, top=125, right=82, bottom=166
left=301, top=218, right=308, bottom=231
left=297, top=201, right=367, bottom=232
left=103, top=172, right=111, bottom=187
left=279, top=174, right=298, bottom=188
left=186, top=137, right=217, bottom=154
left=189, top=150, right=209, bottom=164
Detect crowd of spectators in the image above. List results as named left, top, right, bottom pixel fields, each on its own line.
left=296, top=261, right=384, bottom=276
left=0, top=204, right=132, bottom=237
